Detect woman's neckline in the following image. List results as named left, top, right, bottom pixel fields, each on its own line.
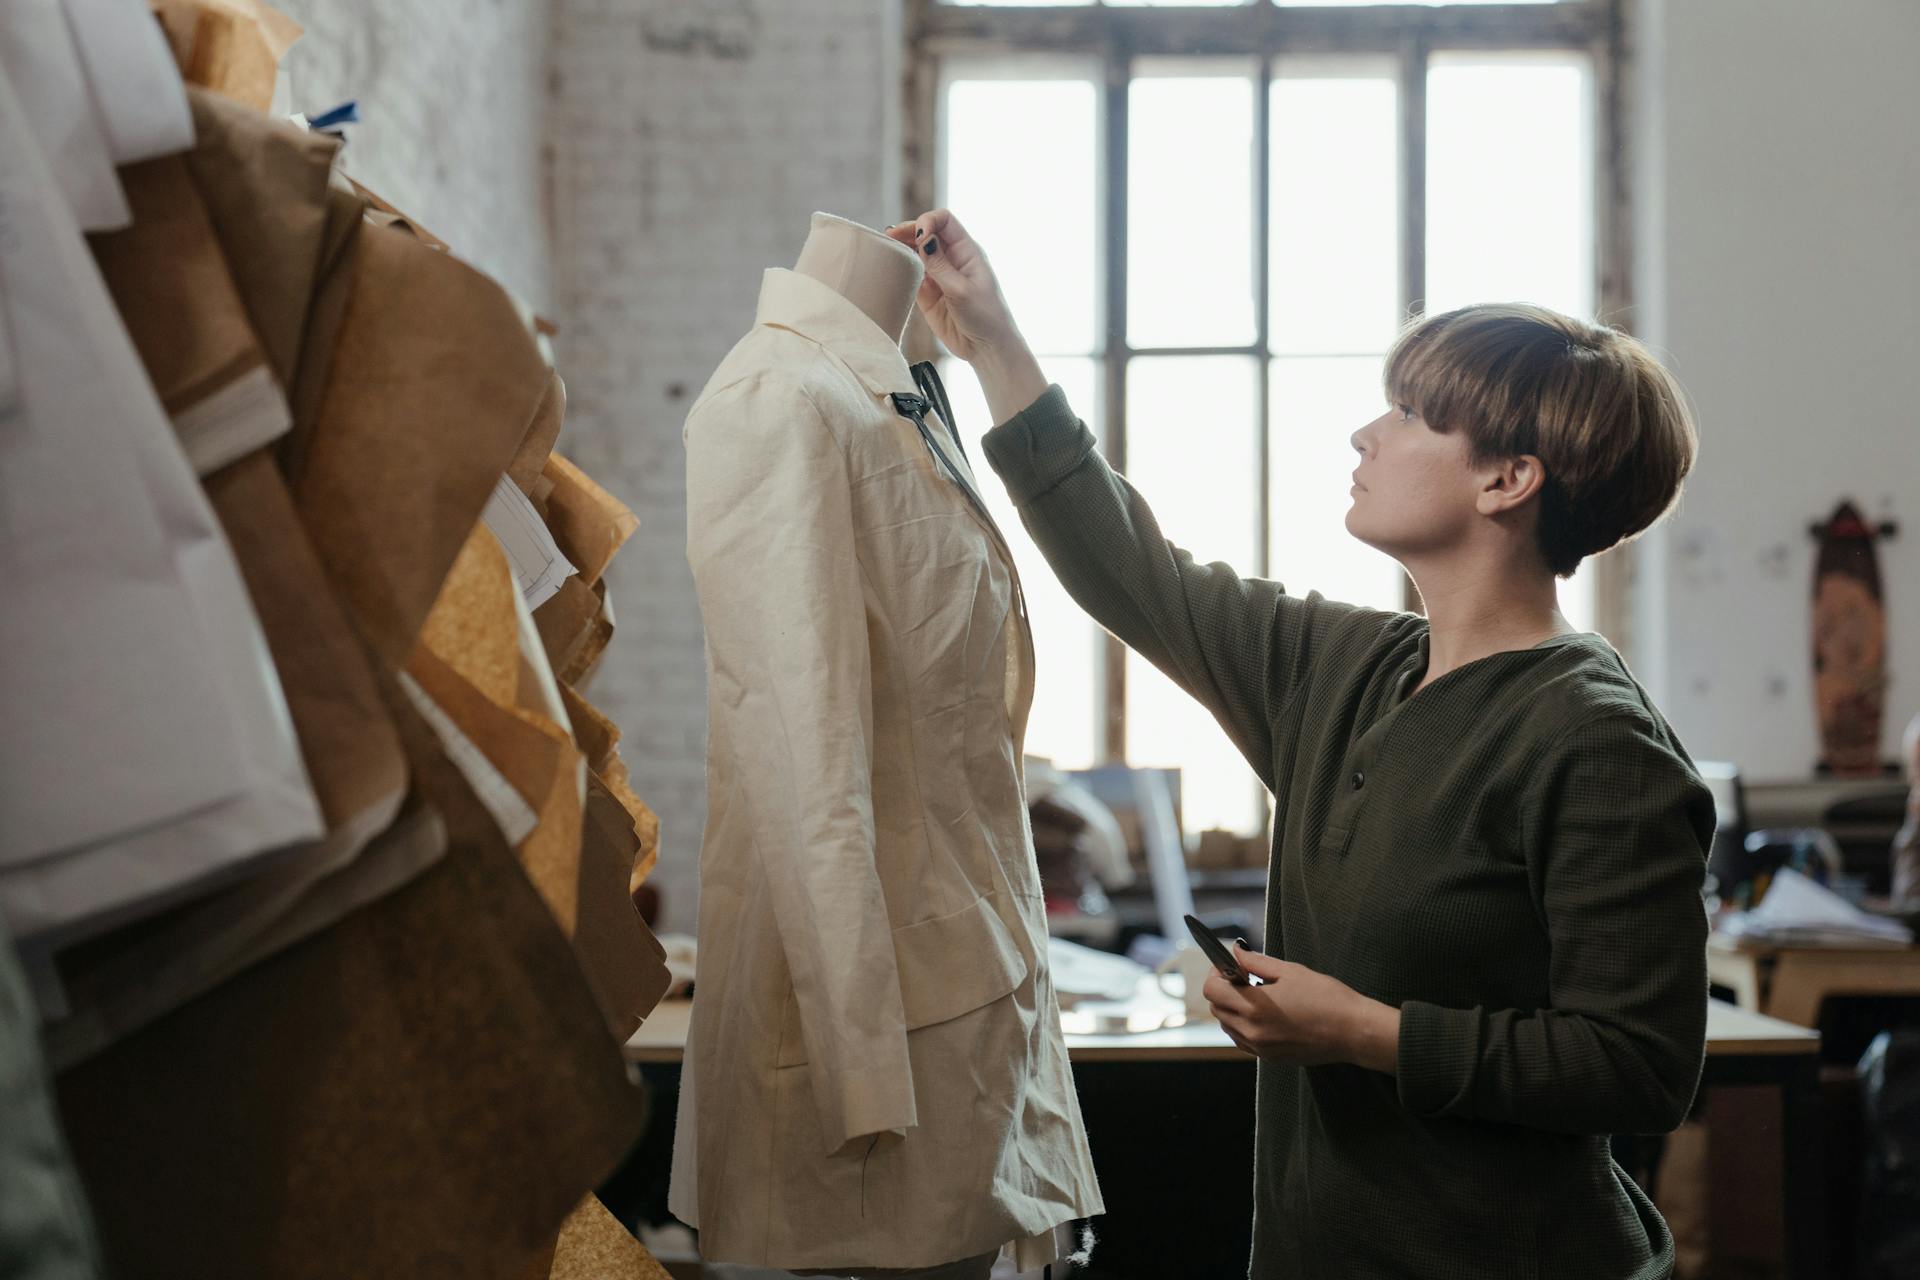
left=1395, top=628, right=1597, bottom=707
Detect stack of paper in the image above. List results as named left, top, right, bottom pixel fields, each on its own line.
left=1720, top=867, right=1915, bottom=947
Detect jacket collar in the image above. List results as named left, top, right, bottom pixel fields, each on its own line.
left=754, top=268, right=916, bottom=398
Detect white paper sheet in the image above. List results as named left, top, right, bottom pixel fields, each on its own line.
left=0, top=64, right=241, bottom=862
left=399, top=671, right=540, bottom=847
left=0, top=0, right=129, bottom=229
left=510, top=553, right=577, bottom=742
left=0, top=59, right=322, bottom=947
left=60, top=0, right=195, bottom=164
left=172, top=364, right=295, bottom=476
left=1722, top=866, right=1916, bottom=946
left=481, top=475, right=577, bottom=610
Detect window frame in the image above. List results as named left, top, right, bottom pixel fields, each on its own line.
left=906, top=0, right=1634, bottom=764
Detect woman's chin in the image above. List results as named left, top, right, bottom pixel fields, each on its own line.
left=1344, top=513, right=1394, bottom=559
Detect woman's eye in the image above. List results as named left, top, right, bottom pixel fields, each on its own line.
left=1395, top=403, right=1415, bottom=421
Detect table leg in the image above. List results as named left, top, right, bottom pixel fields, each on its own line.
left=1706, top=948, right=1766, bottom=1012
left=1779, top=1053, right=1828, bottom=1280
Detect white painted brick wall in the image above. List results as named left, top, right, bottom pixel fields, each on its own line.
left=550, top=0, right=902, bottom=931
left=277, top=0, right=554, bottom=310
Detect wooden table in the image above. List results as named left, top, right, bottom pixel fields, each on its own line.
left=625, top=986, right=1820, bottom=1278
left=628, top=981, right=1817, bottom=1063
left=1708, top=931, right=1920, bottom=1027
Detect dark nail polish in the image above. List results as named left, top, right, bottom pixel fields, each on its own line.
left=923, top=236, right=939, bottom=256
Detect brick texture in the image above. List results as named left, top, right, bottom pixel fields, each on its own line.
left=277, top=0, right=555, bottom=310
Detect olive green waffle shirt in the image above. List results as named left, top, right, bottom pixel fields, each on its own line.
left=983, top=386, right=1714, bottom=1280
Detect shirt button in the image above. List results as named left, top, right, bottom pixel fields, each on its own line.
left=1351, top=771, right=1366, bottom=790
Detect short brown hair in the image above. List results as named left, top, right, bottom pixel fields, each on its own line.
left=1383, top=303, right=1698, bottom=578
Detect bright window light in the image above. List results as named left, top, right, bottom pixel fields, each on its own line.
left=1270, top=357, right=1407, bottom=612
left=936, top=33, right=1606, bottom=829
left=1268, top=59, right=1407, bottom=615
left=1426, top=50, right=1597, bottom=630
left=1129, top=63, right=1258, bottom=348
left=943, top=68, right=1101, bottom=356
left=1123, top=356, right=1266, bottom=836
left=1270, top=61, right=1401, bottom=356
left=937, top=358, right=1106, bottom=769
left=941, top=63, right=1107, bottom=768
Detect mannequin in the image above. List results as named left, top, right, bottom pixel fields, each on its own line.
left=789, top=214, right=1004, bottom=1280
left=793, top=211, right=922, bottom=345
left=672, top=211, right=1101, bottom=1280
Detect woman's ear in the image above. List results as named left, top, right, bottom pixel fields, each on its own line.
left=1476, top=454, right=1547, bottom=517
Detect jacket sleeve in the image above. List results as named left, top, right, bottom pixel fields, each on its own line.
left=1395, top=713, right=1714, bottom=1135
left=685, top=374, right=915, bottom=1156
left=983, top=384, right=1385, bottom=789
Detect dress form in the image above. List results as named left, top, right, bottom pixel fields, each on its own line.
left=792, top=211, right=922, bottom=347
left=671, top=211, right=1102, bottom=1275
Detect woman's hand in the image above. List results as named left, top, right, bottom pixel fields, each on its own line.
left=886, top=210, right=1048, bottom=425
left=884, top=209, right=1018, bottom=360
left=1203, top=946, right=1402, bottom=1074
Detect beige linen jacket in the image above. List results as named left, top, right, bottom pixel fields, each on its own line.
left=669, top=269, right=1102, bottom=1271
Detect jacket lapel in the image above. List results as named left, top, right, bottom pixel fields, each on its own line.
left=886, top=380, right=1036, bottom=748
left=889, top=366, right=1016, bottom=569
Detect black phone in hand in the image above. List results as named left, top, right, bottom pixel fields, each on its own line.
left=1183, top=913, right=1260, bottom=986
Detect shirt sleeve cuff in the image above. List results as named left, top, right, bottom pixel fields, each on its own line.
left=981, top=384, right=1098, bottom=505
left=1395, top=999, right=1484, bottom=1118
left=815, top=1054, right=919, bottom=1157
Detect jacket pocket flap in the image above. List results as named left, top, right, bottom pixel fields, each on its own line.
left=894, top=892, right=1029, bottom=1031
left=775, top=894, right=1029, bottom=1068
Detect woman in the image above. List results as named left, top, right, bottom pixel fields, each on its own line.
left=886, top=211, right=1714, bottom=1279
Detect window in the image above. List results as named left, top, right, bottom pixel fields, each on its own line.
left=918, top=0, right=1623, bottom=834
left=937, top=61, right=1107, bottom=770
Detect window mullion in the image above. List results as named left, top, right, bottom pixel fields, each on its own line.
left=1102, top=33, right=1129, bottom=763
left=1593, top=0, right=1630, bottom=647
left=1398, top=34, right=1429, bottom=327
left=1398, top=32, right=1429, bottom=615
left=1129, top=344, right=1260, bottom=358
left=1254, top=53, right=1273, bottom=582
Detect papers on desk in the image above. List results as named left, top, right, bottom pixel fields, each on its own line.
left=1048, top=936, right=1151, bottom=1007
left=1719, top=867, right=1915, bottom=947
